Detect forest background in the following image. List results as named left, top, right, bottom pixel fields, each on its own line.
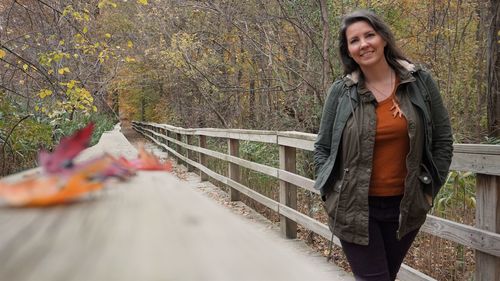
left=0, top=0, right=499, bottom=280
left=0, top=0, right=499, bottom=175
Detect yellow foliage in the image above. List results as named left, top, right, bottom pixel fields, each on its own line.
left=22, top=64, right=28, bottom=71
left=127, top=40, right=133, bottom=48
left=38, top=89, right=53, bottom=99
left=137, top=0, right=148, bottom=5
left=66, top=80, right=77, bottom=89
left=62, top=5, right=73, bottom=17
left=72, top=12, right=82, bottom=21
left=98, top=0, right=117, bottom=9
left=125, top=56, right=136, bottom=63
left=0, top=49, right=6, bottom=59
left=58, top=67, right=70, bottom=75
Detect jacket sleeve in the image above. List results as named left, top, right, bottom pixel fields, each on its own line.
left=314, top=80, right=343, bottom=175
left=422, top=71, right=454, bottom=197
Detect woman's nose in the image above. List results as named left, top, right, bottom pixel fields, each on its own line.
left=360, top=39, right=369, bottom=49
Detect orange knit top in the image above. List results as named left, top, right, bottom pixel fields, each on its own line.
left=369, top=84, right=409, bottom=196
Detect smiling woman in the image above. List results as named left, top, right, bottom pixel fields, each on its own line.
left=314, top=9, right=454, bottom=281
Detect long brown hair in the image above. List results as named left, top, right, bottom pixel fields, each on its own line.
left=338, top=10, right=411, bottom=75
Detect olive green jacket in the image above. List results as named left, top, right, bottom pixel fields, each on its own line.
left=313, top=61, right=453, bottom=245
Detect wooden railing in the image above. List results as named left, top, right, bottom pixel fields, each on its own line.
left=132, top=121, right=500, bottom=281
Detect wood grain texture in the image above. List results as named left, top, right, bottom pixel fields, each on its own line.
left=475, top=174, right=500, bottom=281
left=279, top=145, right=297, bottom=238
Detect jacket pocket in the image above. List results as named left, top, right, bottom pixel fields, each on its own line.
left=407, top=164, right=433, bottom=226
left=323, top=168, right=349, bottom=218
left=418, top=163, right=434, bottom=205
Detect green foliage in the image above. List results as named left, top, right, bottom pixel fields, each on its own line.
left=1, top=94, right=53, bottom=174
left=49, top=113, right=117, bottom=146
left=432, top=171, right=476, bottom=218
left=1, top=91, right=116, bottom=176
left=240, top=141, right=279, bottom=167
left=483, top=137, right=500, bottom=145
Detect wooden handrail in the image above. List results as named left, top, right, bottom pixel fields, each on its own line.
left=132, top=121, right=500, bottom=281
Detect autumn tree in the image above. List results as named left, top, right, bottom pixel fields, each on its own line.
left=487, top=0, right=499, bottom=138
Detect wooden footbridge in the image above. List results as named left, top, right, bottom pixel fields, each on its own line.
left=0, top=124, right=350, bottom=281
left=132, top=121, right=500, bottom=281
left=1, top=122, right=499, bottom=281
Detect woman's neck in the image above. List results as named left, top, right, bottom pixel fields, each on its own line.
left=360, top=60, right=393, bottom=83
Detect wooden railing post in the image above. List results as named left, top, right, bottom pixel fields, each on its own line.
left=161, top=128, right=169, bottom=157
left=176, top=133, right=183, bottom=166
left=165, top=129, right=171, bottom=155
left=279, top=145, right=297, bottom=239
left=186, top=135, right=194, bottom=172
left=475, top=174, right=500, bottom=281
left=228, top=138, right=241, bottom=201
left=199, top=135, right=208, bottom=181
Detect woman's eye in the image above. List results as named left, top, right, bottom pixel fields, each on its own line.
left=349, top=38, right=358, bottom=44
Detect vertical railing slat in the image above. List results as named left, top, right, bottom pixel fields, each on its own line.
left=199, top=135, right=208, bottom=181
left=186, top=135, right=194, bottom=172
left=475, top=174, right=500, bottom=281
left=279, top=145, right=297, bottom=239
left=176, top=132, right=182, bottom=166
left=228, top=138, right=241, bottom=201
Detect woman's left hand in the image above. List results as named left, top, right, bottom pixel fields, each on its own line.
left=425, top=194, right=433, bottom=206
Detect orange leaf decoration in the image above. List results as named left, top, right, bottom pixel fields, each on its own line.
left=120, top=145, right=173, bottom=171
left=0, top=177, right=60, bottom=206
left=27, top=174, right=103, bottom=206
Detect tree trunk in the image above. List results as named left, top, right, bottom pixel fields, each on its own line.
left=487, top=0, right=500, bottom=137
left=475, top=0, right=487, bottom=139
left=319, top=0, right=331, bottom=95
left=141, top=95, right=146, bottom=122
left=249, top=79, right=256, bottom=127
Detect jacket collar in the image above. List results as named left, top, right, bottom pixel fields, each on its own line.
left=343, top=59, right=419, bottom=87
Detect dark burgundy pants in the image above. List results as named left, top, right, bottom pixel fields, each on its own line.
left=340, top=196, right=419, bottom=281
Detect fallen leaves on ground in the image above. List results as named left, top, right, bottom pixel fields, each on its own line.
left=0, top=123, right=172, bottom=207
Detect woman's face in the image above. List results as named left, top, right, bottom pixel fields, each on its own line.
left=345, top=20, right=387, bottom=69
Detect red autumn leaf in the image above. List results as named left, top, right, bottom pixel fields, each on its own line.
left=38, top=123, right=94, bottom=173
